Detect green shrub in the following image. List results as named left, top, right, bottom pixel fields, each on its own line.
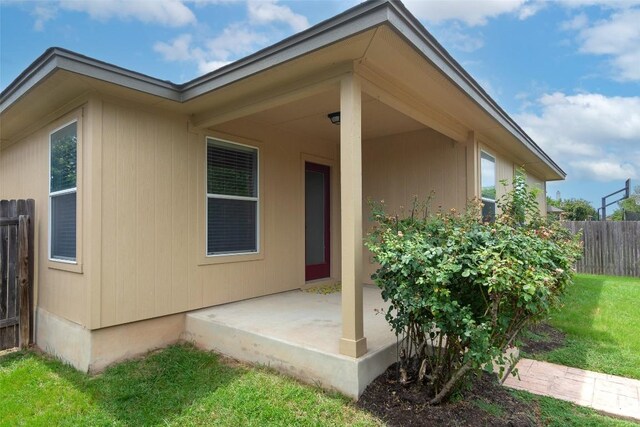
left=366, top=173, right=582, bottom=404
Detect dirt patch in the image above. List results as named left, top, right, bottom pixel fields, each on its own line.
left=519, top=323, right=566, bottom=355
left=358, top=363, right=537, bottom=427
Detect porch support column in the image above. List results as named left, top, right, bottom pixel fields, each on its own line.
left=339, top=73, right=367, bottom=358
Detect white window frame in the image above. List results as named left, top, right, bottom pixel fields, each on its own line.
left=205, top=136, right=260, bottom=257
left=480, top=150, right=497, bottom=221
left=48, top=119, right=78, bottom=264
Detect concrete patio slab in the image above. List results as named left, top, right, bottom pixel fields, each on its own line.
left=504, top=359, right=640, bottom=421
left=183, top=285, right=397, bottom=399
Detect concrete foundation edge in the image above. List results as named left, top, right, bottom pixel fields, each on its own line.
left=35, top=307, right=185, bottom=373
left=34, top=307, right=397, bottom=399
left=183, top=314, right=397, bottom=399
left=36, top=307, right=92, bottom=371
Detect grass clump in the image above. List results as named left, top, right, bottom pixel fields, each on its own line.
left=472, top=398, right=505, bottom=418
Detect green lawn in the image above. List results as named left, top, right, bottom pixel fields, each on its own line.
left=0, top=345, right=380, bottom=426
left=539, top=274, right=640, bottom=379
left=0, top=344, right=634, bottom=427
left=1, top=343, right=635, bottom=426
left=512, top=390, right=637, bottom=427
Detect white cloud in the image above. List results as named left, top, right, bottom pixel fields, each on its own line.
left=31, top=5, right=57, bottom=31
left=152, top=0, right=309, bottom=76
left=206, top=24, right=268, bottom=60
left=560, top=12, right=588, bottom=31
left=402, top=0, right=533, bottom=26
left=14, top=0, right=197, bottom=28
left=517, top=1, right=546, bottom=19
left=247, top=0, right=309, bottom=32
left=154, top=34, right=201, bottom=62
left=59, top=0, right=196, bottom=27
left=555, top=0, right=640, bottom=8
left=574, top=8, right=640, bottom=81
left=516, top=92, right=640, bottom=181
left=154, top=26, right=268, bottom=74
left=570, top=159, right=638, bottom=181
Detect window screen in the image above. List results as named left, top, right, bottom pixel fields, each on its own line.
left=50, top=122, right=77, bottom=261
left=51, top=192, right=77, bottom=259
left=206, top=138, right=258, bottom=255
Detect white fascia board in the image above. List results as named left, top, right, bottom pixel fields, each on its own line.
left=0, top=48, right=181, bottom=114
left=1, top=52, right=58, bottom=114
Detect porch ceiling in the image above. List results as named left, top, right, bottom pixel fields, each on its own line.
left=240, top=88, right=425, bottom=142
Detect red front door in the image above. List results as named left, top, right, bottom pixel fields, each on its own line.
left=305, top=162, right=330, bottom=281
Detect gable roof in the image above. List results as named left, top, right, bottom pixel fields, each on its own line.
left=0, top=0, right=565, bottom=179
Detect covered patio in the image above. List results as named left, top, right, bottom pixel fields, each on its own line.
left=184, top=285, right=396, bottom=398
left=190, top=22, right=483, bottom=366
left=178, top=2, right=565, bottom=395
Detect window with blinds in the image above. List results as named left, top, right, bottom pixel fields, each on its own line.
left=49, top=121, right=78, bottom=261
left=206, top=138, right=258, bottom=255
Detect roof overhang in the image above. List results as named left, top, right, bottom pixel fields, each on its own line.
left=0, top=0, right=565, bottom=180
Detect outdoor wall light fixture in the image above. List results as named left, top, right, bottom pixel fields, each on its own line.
left=327, top=111, right=341, bottom=125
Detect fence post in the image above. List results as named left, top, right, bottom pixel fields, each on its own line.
left=18, top=215, right=30, bottom=348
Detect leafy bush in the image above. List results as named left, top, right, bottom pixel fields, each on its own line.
left=366, top=174, right=582, bottom=404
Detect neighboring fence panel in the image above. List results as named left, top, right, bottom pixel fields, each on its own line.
left=0, top=199, right=35, bottom=350
left=562, top=221, right=640, bottom=278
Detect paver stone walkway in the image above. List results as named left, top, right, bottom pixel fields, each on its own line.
left=504, top=358, right=640, bottom=421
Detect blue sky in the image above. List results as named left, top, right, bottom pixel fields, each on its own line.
left=1, top=0, right=639, bottom=212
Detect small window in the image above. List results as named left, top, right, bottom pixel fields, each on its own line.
left=206, top=138, right=259, bottom=256
left=481, top=151, right=496, bottom=222
left=50, top=121, right=78, bottom=261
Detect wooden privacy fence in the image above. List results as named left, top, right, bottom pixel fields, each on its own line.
left=562, top=221, right=640, bottom=278
left=0, top=199, right=35, bottom=350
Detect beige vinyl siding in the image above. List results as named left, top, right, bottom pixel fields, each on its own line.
left=526, top=173, right=547, bottom=215
left=495, top=153, right=514, bottom=200
left=100, top=102, right=189, bottom=326
left=363, top=128, right=468, bottom=213
left=0, top=108, right=90, bottom=326
left=362, top=127, right=468, bottom=282
left=1, top=97, right=550, bottom=330
left=99, top=101, right=340, bottom=328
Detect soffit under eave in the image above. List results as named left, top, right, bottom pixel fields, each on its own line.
left=0, top=70, right=94, bottom=142
left=185, top=23, right=471, bottom=141
left=181, top=28, right=378, bottom=121
left=361, top=25, right=564, bottom=181
left=0, top=69, right=190, bottom=143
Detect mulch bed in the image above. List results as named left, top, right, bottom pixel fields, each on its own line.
left=358, top=362, right=538, bottom=426
left=357, top=324, right=568, bottom=426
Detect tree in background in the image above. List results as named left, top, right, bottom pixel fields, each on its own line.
left=545, top=197, right=597, bottom=221
left=546, top=196, right=560, bottom=208
left=610, top=185, right=640, bottom=220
